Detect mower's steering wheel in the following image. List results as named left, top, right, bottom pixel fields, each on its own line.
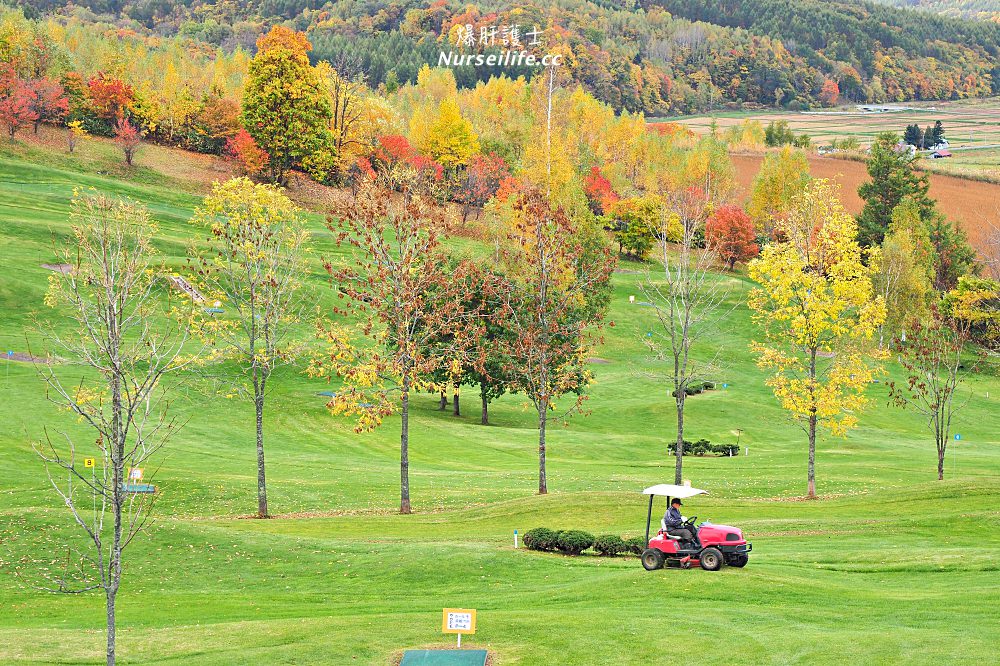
left=685, top=516, right=698, bottom=527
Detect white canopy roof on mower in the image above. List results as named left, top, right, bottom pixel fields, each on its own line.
left=642, top=484, right=708, bottom=498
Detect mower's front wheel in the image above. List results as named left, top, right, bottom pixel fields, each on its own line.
left=699, top=547, right=725, bottom=571
left=641, top=548, right=665, bottom=571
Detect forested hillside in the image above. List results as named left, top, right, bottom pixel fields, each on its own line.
left=7, top=0, right=1000, bottom=116
left=871, top=0, right=1000, bottom=23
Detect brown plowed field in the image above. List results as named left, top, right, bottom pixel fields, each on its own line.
left=730, top=154, right=999, bottom=257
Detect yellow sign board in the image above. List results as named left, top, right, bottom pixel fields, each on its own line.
left=441, top=608, right=476, bottom=635
left=84, top=458, right=95, bottom=468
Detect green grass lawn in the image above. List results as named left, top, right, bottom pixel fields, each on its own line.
left=0, top=142, right=998, bottom=665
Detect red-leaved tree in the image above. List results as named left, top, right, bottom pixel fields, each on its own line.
left=583, top=166, right=618, bottom=215
left=86, top=73, right=134, bottom=123
left=705, top=205, right=759, bottom=270
left=224, top=128, right=270, bottom=177
left=369, top=134, right=444, bottom=196
left=113, top=117, right=141, bottom=165
left=29, top=78, right=68, bottom=133
left=0, top=66, right=39, bottom=139
left=457, top=152, right=509, bottom=223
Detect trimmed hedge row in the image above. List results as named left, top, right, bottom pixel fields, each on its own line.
left=684, top=438, right=741, bottom=457
left=523, top=528, right=595, bottom=555
left=524, top=528, right=649, bottom=557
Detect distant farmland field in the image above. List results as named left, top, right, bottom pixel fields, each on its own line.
left=731, top=154, right=1000, bottom=257
left=661, top=98, right=1000, bottom=149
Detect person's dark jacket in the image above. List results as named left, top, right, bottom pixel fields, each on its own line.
left=664, top=505, right=683, bottom=529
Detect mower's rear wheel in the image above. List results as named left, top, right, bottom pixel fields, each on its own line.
left=641, top=548, right=665, bottom=571
left=729, top=553, right=749, bottom=568
left=699, top=547, right=725, bottom=571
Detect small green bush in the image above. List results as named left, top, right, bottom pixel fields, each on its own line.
left=625, top=536, right=648, bottom=555
left=523, top=527, right=559, bottom=552
left=684, top=438, right=714, bottom=455
left=671, top=381, right=716, bottom=397
left=556, top=530, right=595, bottom=555
left=593, top=534, right=627, bottom=557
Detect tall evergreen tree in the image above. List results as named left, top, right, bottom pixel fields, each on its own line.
left=902, top=124, right=922, bottom=147
left=857, top=132, right=933, bottom=247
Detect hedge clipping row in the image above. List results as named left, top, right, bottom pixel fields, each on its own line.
left=524, top=528, right=648, bottom=556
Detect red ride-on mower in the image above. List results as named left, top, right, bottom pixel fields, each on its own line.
left=639, top=484, right=751, bottom=571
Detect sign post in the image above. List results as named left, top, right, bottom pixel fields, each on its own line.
left=442, top=608, right=476, bottom=648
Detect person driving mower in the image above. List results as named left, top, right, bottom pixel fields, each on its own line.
left=662, top=497, right=695, bottom=547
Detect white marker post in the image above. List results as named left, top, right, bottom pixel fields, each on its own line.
left=513, top=530, right=518, bottom=548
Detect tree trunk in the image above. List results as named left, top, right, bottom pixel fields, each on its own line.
left=807, top=348, right=818, bottom=499
left=438, top=390, right=447, bottom=411
left=538, top=402, right=548, bottom=494
left=938, top=446, right=945, bottom=480
left=107, top=306, right=123, bottom=666
left=255, top=390, right=268, bottom=518
left=400, top=374, right=411, bottom=514
left=105, top=585, right=117, bottom=665
left=453, top=387, right=460, bottom=416
left=480, top=382, right=489, bottom=425
left=674, top=393, right=685, bottom=485
left=807, top=412, right=817, bottom=498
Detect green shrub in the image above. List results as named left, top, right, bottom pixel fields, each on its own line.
left=523, top=527, right=559, bottom=552
left=625, top=536, right=648, bottom=555
left=671, top=381, right=717, bottom=397
left=684, top=438, right=714, bottom=455
left=556, top=530, right=595, bottom=555
left=593, top=534, right=627, bottom=557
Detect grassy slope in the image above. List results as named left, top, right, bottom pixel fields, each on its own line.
left=0, top=138, right=998, bottom=665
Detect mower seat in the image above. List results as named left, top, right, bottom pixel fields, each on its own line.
left=659, top=519, right=682, bottom=540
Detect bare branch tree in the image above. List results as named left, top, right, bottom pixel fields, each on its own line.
left=888, top=308, right=971, bottom=480
left=30, top=191, right=194, bottom=666
left=639, top=185, right=733, bottom=483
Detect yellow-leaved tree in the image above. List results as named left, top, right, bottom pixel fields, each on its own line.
left=748, top=179, right=887, bottom=498
left=748, top=146, right=810, bottom=237
left=413, top=97, right=479, bottom=170
left=188, top=178, right=314, bottom=518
